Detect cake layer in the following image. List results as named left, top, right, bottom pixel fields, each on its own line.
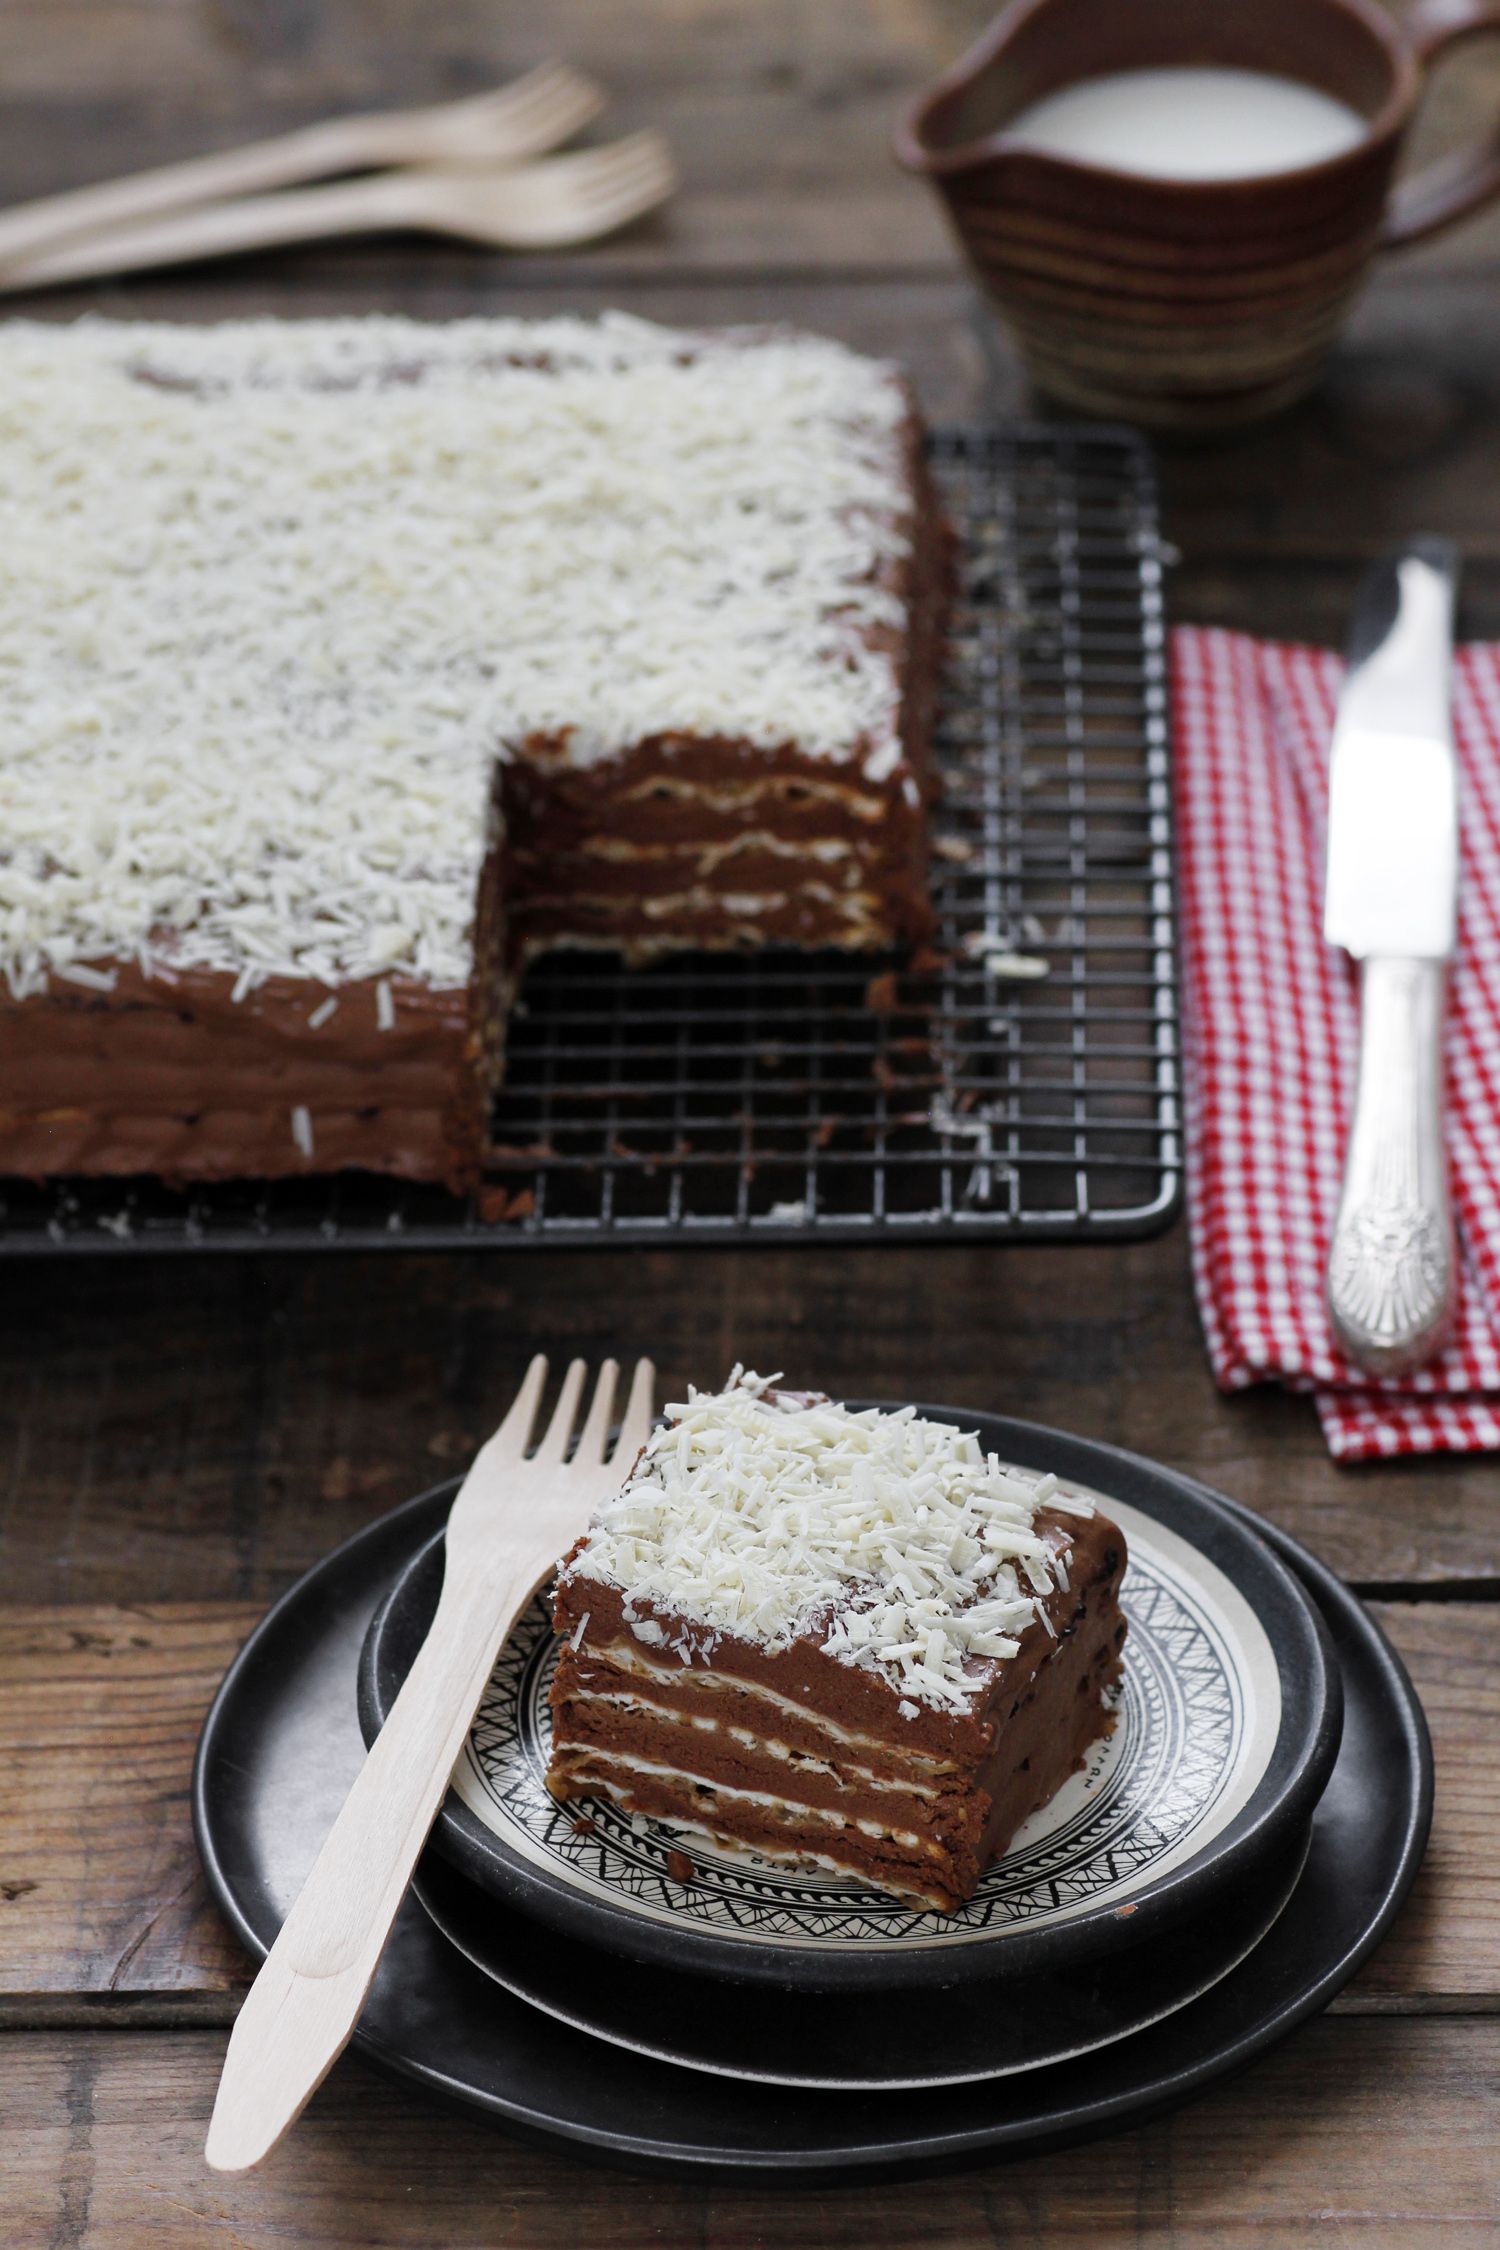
left=550, top=1512, right=1124, bottom=1899
left=508, top=838, right=918, bottom=907
left=506, top=767, right=913, bottom=840
left=551, top=1676, right=963, bottom=1824
left=503, top=794, right=929, bottom=931
left=509, top=888, right=903, bottom=958
left=0, top=968, right=474, bottom=1184
left=551, top=1755, right=956, bottom=1900
left=554, top=1636, right=960, bottom=1775
left=548, top=1708, right=973, bottom=1888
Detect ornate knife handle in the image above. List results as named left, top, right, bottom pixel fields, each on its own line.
left=1327, top=956, right=1455, bottom=1376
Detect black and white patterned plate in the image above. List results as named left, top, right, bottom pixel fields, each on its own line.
left=358, top=1414, right=1343, bottom=1990
left=196, top=1464, right=1430, bottom=2177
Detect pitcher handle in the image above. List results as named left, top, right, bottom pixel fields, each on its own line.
left=1383, top=0, right=1500, bottom=247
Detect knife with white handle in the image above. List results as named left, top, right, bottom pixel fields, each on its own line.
left=1324, top=537, right=1460, bottom=1376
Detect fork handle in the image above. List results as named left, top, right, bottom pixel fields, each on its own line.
left=0, top=173, right=427, bottom=292
left=0, top=113, right=422, bottom=270
left=205, top=1544, right=545, bottom=2173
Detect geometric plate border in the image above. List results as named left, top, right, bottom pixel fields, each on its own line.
left=452, top=1488, right=1280, bottom=1954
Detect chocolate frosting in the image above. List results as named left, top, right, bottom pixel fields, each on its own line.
left=0, top=965, right=469, bottom=1184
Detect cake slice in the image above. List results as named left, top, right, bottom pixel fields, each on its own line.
left=548, top=1371, right=1127, bottom=1911
left=0, top=314, right=948, bottom=1189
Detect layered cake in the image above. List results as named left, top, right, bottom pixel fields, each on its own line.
left=548, top=1372, right=1127, bottom=1911
left=0, top=314, right=948, bottom=1189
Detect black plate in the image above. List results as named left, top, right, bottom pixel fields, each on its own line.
left=192, top=1469, right=1430, bottom=2182
left=356, top=1417, right=1343, bottom=1990
left=410, top=1828, right=1311, bottom=2090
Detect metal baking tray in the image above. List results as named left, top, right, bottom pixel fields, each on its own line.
left=3, top=424, right=1178, bottom=1253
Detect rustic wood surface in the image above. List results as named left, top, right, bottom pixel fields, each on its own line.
left=2, top=1, right=1500, bottom=2242
left=7, top=2020, right=1497, bottom=2250
left=8, top=2018, right=1500, bottom=2250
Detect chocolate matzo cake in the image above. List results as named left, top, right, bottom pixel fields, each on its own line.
left=0, top=315, right=949, bottom=1186
left=548, top=1372, right=1126, bottom=1910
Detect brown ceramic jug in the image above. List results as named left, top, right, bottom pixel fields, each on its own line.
left=896, top=0, right=1500, bottom=430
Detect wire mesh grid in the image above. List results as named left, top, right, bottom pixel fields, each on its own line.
left=2, top=423, right=1178, bottom=1254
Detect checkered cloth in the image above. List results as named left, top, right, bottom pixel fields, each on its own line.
left=1172, top=625, right=1500, bottom=1461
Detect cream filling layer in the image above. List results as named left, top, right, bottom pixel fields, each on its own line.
left=551, top=1744, right=925, bottom=1849
left=613, top=774, right=890, bottom=820
left=560, top=1779, right=951, bottom=1898
left=575, top=1639, right=957, bottom=1772
left=578, top=831, right=856, bottom=869
left=583, top=884, right=878, bottom=923
left=560, top=1686, right=944, bottom=1798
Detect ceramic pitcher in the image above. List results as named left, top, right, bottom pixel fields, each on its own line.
left=896, top=0, right=1500, bottom=430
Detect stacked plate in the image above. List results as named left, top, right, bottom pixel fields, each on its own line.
left=194, top=1412, right=1431, bottom=2181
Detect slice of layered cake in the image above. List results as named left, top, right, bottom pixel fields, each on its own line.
left=0, top=314, right=947, bottom=1188
left=548, top=1372, right=1127, bottom=1911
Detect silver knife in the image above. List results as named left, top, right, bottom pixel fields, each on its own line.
left=1324, top=537, right=1460, bottom=1376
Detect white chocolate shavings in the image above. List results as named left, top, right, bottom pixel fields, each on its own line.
left=0, top=312, right=914, bottom=1001
left=982, top=951, right=1050, bottom=981
left=563, top=1368, right=1093, bottom=1716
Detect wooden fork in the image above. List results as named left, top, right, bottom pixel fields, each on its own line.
left=0, top=64, right=605, bottom=270
left=204, top=1353, right=655, bottom=2175
left=0, top=133, right=678, bottom=290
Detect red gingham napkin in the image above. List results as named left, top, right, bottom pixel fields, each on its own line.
left=1172, top=625, right=1500, bottom=1461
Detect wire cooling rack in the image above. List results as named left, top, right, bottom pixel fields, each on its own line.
left=4, top=424, right=1178, bottom=1254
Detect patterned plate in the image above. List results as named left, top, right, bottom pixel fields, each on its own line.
left=357, top=1414, right=1343, bottom=1990
left=196, top=1467, right=1429, bottom=2176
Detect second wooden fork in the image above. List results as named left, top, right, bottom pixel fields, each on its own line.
left=204, top=1353, right=655, bottom=2175
left=0, top=64, right=606, bottom=269
left=0, top=132, right=678, bottom=289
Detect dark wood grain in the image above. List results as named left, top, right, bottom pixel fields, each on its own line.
left=4, top=1232, right=1499, bottom=1611
left=0, top=1606, right=256, bottom=2016
left=1349, top=1603, right=1500, bottom=2009
left=4, top=2019, right=1499, bottom=2249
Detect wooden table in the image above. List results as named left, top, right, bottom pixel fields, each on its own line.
left=4, top=5, right=1500, bottom=2242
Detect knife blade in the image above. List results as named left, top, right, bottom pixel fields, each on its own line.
left=1323, top=537, right=1460, bottom=1377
